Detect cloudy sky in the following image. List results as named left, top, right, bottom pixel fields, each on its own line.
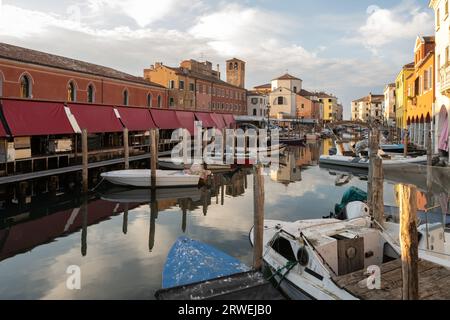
left=0, top=0, right=434, bottom=118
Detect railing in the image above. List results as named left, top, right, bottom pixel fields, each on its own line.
left=439, top=64, right=450, bottom=94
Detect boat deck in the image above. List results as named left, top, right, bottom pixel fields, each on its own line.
left=332, top=259, right=450, bottom=300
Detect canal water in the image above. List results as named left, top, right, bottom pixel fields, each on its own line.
left=0, top=140, right=425, bottom=299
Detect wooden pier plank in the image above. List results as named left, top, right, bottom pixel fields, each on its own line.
left=332, top=259, right=450, bottom=300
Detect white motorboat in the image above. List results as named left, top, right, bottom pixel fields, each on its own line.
left=319, top=154, right=428, bottom=170
left=100, top=187, right=202, bottom=203
left=101, top=170, right=201, bottom=188
left=250, top=211, right=450, bottom=300
left=158, top=157, right=232, bottom=171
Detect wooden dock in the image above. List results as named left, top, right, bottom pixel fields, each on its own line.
left=155, top=271, right=285, bottom=300
left=332, top=259, right=450, bottom=300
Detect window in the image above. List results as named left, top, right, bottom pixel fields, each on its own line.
left=169, top=97, right=175, bottom=107
left=301, top=104, right=305, bottom=109
left=179, top=80, right=185, bottom=90
left=251, top=98, right=258, bottom=104
left=253, top=109, right=257, bottom=116
left=293, top=86, right=297, bottom=93
left=438, top=55, right=441, bottom=83
left=277, top=96, right=284, bottom=105
left=189, top=83, right=195, bottom=92
left=428, top=66, right=433, bottom=89
left=147, top=93, right=152, bottom=107
left=88, top=84, right=95, bottom=103
left=20, top=75, right=32, bottom=98
left=68, top=81, right=76, bottom=102
left=157, top=95, right=162, bottom=108
left=270, top=236, right=296, bottom=262
left=169, top=80, right=175, bottom=89
left=329, top=99, right=332, bottom=103
left=229, top=62, right=233, bottom=70
left=123, top=89, right=129, bottom=106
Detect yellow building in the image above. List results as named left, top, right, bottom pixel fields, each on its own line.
left=318, top=92, right=338, bottom=123
left=395, top=62, right=415, bottom=129
left=405, top=36, right=435, bottom=147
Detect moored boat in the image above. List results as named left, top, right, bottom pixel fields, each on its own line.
left=319, top=154, right=428, bottom=170
left=101, top=170, right=201, bottom=188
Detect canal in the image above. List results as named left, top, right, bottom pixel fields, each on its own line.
left=0, top=140, right=426, bottom=299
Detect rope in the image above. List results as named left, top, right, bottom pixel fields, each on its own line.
left=90, top=177, right=105, bottom=192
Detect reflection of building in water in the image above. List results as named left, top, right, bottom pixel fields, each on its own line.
left=271, top=151, right=302, bottom=185
left=321, top=139, right=334, bottom=156
left=394, top=185, right=429, bottom=211
left=295, top=145, right=320, bottom=167
left=226, top=171, right=247, bottom=197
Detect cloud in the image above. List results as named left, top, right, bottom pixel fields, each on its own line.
left=349, top=0, right=433, bottom=54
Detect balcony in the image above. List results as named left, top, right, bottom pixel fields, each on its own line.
left=439, top=64, right=450, bottom=95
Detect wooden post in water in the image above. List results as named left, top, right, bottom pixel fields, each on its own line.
left=124, top=128, right=129, bottom=170
left=82, top=129, right=89, bottom=194
left=253, top=164, right=265, bottom=270
left=399, top=184, right=419, bottom=300
left=81, top=196, right=88, bottom=257
left=404, top=130, right=409, bottom=157
left=372, top=157, right=384, bottom=228
left=222, top=128, right=226, bottom=163
left=150, top=129, right=158, bottom=188
left=426, top=131, right=433, bottom=196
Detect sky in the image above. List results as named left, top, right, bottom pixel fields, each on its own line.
left=0, top=0, right=435, bottom=119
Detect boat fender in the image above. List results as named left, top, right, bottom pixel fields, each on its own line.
left=297, top=246, right=309, bottom=267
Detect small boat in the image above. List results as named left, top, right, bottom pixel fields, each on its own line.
left=101, top=170, right=201, bottom=188
left=250, top=214, right=450, bottom=300
left=319, top=154, right=428, bottom=170
left=162, top=237, right=250, bottom=289
left=380, top=143, right=404, bottom=153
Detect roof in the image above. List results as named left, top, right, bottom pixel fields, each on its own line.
left=164, top=65, right=245, bottom=90
left=404, top=62, right=415, bottom=69
left=316, top=92, right=336, bottom=99
left=247, top=90, right=266, bottom=96
left=353, top=94, right=384, bottom=103
left=273, top=73, right=302, bottom=81
left=298, top=89, right=315, bottom=97
left=254, top=83, right=271, bottom=89
left=0, top=42, right=164, bottom=88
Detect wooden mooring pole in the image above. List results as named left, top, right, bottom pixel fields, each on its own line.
left=81, top=196, right=88, bottom=257
left=404, top=130, right=409, bottom=157
left=123, top=204, right=129, bottom=235
left=82, top=129, right=89, bottom=194
left=124, top=128, right=129, bottom=170
left=253, top=164, right=265, bottom=270
left=368, top=126, right=384, bottom=228
left=150, top=129, right=158, bottom=188
left=149, top=128, right=159, bottom=252
left=399, top=184, right=419, bottom=300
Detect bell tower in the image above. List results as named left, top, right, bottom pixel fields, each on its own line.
left=226, top=58, right=245, bottom=88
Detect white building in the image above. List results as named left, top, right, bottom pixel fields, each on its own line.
left=269, top=74, right=302, bottom=118
left=247, top=91, right=268, bottom=117
left=351, top=93, right=384, bottom=123
left=429, top=0, right=450, bottom=158
left=384, top=83, right=396, bottom=126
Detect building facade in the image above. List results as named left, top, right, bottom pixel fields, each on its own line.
left=395, top=63, right=415, bottom=129
left=429, top=0, right=450, bottom=156
left=405, top=36, right=435, bottom=148
left=384, top=83, right=396, bottom=126
left=269, top=74, right=302, bottom=118
left=351, top=93, right=384, bottom=123
left=296, top=90, right=322, bottom=121
left=0, top=43, right=167, bottom=108
left=144, top=59, right=247, bottom=115
left=247, top=91, right=268, bottom=117
left=318, top=93, right=339, bottom=123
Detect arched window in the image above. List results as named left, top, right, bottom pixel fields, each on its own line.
left=147, top=93, right=152, bottom=108
left=67, top=81, right=76, bottom=102
left=87, top=84, right=95, bottom=103
left=229, top=62, right=233, bottom=70
left=123, top=89, right=129, bottom=106
left=234, top=62, right=238, bottom=70
left=20, top=75, right=32, bottom=98
left=253, top=109, right=257, bottom=116
left=157, top=95, right=162, bottom=108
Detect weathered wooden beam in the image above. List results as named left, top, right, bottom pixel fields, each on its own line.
left=123, top=128, right=129, bottom=170
left=150, top=129, right=158, bottom=188
left=253, top=164, right=265, bottom=270
left=372, top=157, right=384, bottom=228
left=399, top=184, right=419, bottom=300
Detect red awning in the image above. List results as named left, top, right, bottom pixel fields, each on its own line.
left=195, top=112, right=216, bottom=128
left=68, top=104, right=123, bottom=133
left=175, top=111, right=195, bottom=134
left=222, top=114, right=236, bottom=127
left=0, top=118, right=6, bottom=137
left=1, top=99, right=75, bottom=136
left=150, top=109, right=181, bottom=129
left=116, top=107, right=156, bottom=131
left=210, top=113, right=226, bottom=129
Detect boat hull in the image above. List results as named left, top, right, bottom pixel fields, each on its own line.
left=101, top=170, right=200, bottom=188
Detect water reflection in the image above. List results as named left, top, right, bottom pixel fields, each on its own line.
left=0, top=141, right=448, bottom=299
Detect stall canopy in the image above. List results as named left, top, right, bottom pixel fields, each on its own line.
left=210, top=113, right=226, bottom=129
left=116, top=107, right=156, bottom=131
left=68, top=104, right=124, bottom=133
left=150, top=109, right=181, bottom=129
left=1, top=99, right=75, bottom=136
left=175, top=111, right=196, bottom=134
left=195, top=112, right=216, bottom=128
left=0, top=117, right=7, bottom=137
left=222, top=114, right=236, bottom=128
